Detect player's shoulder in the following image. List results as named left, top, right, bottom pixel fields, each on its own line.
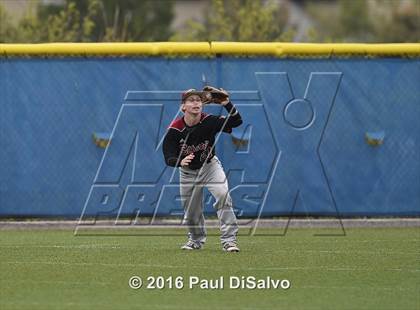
left=168, top=117, right=186, bottom=132
left=168, top=113, right=212, bottom=132
left=200, top=112, right=211, bottom=123
left=204, top=113, right=226, bottom=122
left=199, top=113, right=223, bottom=126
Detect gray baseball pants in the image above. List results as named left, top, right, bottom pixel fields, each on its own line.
left=179, top=156, right=238, bottom=245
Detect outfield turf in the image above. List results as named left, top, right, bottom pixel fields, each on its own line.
left=0, top=227, right=419, bottom=310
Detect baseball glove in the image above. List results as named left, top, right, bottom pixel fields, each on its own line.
left=202, top=86, right=229, bottom=104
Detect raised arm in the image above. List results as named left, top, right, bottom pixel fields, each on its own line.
left=202, top=86, right=243, bottom=133
left=210, top=101, right=242, bottom=133
left=223, top=101, right=242, bottom=128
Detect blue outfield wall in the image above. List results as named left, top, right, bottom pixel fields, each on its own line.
left=0, top=57, right=419, bottom=217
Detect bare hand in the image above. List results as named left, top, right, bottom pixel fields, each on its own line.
left=181, top=154, right=195, bottom=167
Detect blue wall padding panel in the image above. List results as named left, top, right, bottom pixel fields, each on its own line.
left=0, top=58, right=419, bottom=217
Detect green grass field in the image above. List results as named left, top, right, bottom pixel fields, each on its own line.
left=0, top=227, right=419, bottom=310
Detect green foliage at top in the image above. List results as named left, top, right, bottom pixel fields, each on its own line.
left=172, top=0, right=294, bottom=42
left=373, top=0, right=419, bottom=43
left=0, top=0, right=174, bottom=43
left=0, top=4, right=17, bottom=41
left=306, top=0, right=419, bottom=43
left=0, top=0, right=418, bottom=44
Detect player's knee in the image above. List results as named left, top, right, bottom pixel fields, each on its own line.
left=213, top=191, right=232, bottom=210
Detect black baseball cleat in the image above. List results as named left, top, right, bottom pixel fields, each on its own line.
left=181, top=240, right=202, bottom=250
left=223, top=242, right=240, bottom=252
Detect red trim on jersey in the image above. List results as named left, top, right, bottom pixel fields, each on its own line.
left=168, top=113, right=209, bottom=132
left=168, top=118, right=185, bottom=132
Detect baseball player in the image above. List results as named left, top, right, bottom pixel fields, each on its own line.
left=162, top=86, right=242, bottom=252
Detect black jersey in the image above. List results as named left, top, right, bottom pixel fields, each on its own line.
left=162, top=102, right=242, bottom=170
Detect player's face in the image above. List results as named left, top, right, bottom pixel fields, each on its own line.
left=182, top=95, right=203, bottom=115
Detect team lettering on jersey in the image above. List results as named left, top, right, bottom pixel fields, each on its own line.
left=180, top=140, right=211, bottom=162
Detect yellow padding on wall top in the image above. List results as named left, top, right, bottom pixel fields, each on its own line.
left=0, top=42, right=419, bottom=56
left=210, top=42, right=420, bottom=56
left=0, top=42, right=210, bottom=55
